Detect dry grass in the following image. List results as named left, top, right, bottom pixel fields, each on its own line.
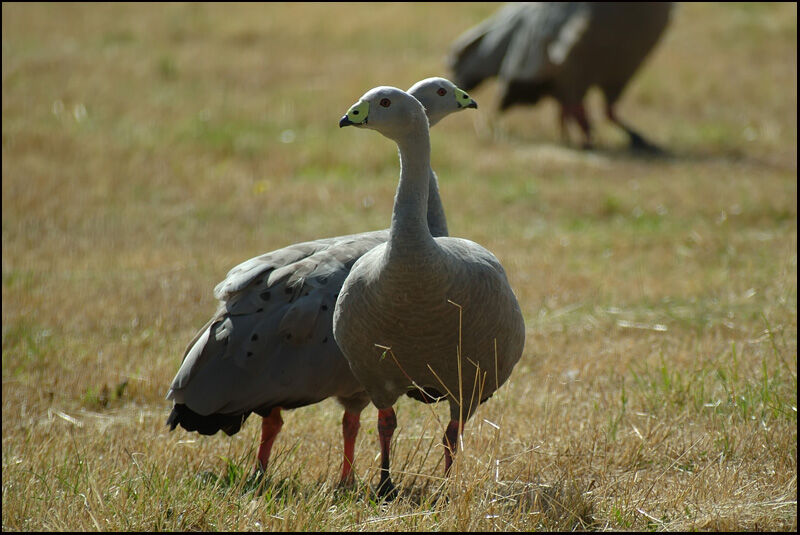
left=2, top=2, right=796, bottom=531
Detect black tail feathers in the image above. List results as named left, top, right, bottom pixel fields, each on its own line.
left=166, top=404, right=250, bottom=436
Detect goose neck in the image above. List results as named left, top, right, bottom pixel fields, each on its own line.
left=427, top=169, right=449, bottom=238
left=387, top=130, right=437, bottom=257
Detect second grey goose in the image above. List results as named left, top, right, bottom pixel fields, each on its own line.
left=447, top=2, right=673, bottom=151
left=165, top=78, right=478, bottom=487
left=335, top=86, right=525, bottom=499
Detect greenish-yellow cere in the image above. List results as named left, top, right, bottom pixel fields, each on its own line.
left=347, top=100, right=370, bottom=124
left=455, top=87, right=472, bottom=107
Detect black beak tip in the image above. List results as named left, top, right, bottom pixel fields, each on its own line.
left=339, top=115, right=353, bottom=128
left=468, top=100, right=478, bottom=109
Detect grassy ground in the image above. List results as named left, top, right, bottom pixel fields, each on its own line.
left=2, top=2, right=796, bottom=531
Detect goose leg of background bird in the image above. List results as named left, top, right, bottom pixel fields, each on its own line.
left=572, top=103, right=593, bottom=150
left=339, top=411, right=361, bottom=486
left=558, top=106, right=571, bottom=145
left=605, top=102, right=662, bottom=153
left=256, top=407, right=283, bottom=472
left=376, top=407, right=398, bottom=499
left=443, top=419, right=464, bottom=475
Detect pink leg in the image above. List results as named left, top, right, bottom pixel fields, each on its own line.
left=559, top=106, right=570, bottom=143
left=256, top=407, right=283, bottom=472
left=572, top=102, right=593, bottom=148
left=340, top=410, right=361, bottom=486
left=559, top=103, right=592, bottom=148
left=443, top=419, right=463, bottom=475
left=376, top=407, right=398, bottom=499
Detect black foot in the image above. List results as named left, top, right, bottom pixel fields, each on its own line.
left=248, top=466, right=267, bottom=481
left=375, top=477, right=398, bottom=502
left=627, top=130, right=665, bottom=155
left=244, top=468, right=271, bottom=494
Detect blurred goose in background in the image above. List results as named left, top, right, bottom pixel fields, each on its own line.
left=447, top=2, right=673, bottom=151
left=165, top=78, right=477, bottom=487
left=335, top=86, right=525, bottom=499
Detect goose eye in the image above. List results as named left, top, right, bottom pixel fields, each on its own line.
left=379, top=98, right=391, bottom=107
left=437, top=88, right=447, bottom=96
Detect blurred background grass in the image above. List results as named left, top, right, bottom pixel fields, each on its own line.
left=2, top=2, right=796, bottom=531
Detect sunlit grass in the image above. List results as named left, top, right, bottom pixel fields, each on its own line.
left=3, top=2, right=797, bottom=531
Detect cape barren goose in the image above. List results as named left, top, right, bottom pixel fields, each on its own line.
left=165, top=78, right=478, bottom=487
left=447, top=2, right=673, bottom=151
left=335, top=86, right=525, bottom=499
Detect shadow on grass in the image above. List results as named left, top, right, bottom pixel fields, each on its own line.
left=587, top=142, right=788, bottom=171
left=192, top=463, right=407, bottom=508
left=193, top=465, right=335, bottom=503
left=541, top=136, right=791, bottom=172
left=496, top=124, right=791, bottom=172
left=511, top=479, right=597, bottom=531
left=191, top=460, right=597, bottom=530
left=387, top=476, right=597, bottom=529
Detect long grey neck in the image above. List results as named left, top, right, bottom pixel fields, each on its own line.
left=427, top=169, right=449, bottom=238
left=386, top=125, right=437, bottom=260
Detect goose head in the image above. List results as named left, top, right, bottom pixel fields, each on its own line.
left=407, top=77, right=477, bottom=127
left=339, top=86, right=429, bottom=141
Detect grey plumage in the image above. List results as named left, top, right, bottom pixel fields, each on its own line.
left=168, top=232, right=385, bottom=417
left=165, top=78, right=478, bottom=483
left=335, top=86, right=525, bottom=498
left=448, top=2, right=673, bottom=150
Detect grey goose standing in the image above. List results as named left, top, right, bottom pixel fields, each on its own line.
left=335, top=86, right=525, bottom=499
left=165, top=78, right=478, bottom=487
left=447, top=2, right=673, bottom=151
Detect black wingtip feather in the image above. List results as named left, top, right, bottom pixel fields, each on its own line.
left=166, top=404, right=250, bottom=436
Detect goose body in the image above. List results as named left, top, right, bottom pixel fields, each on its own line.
left=335, top=86, right=525, bottom=497
left=335, top=236, right=524, bottom=413
left=165, top=78, right=478, bottom=485
left=448, top=2, right=673, bottom=150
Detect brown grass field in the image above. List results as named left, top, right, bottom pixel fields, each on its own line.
left=2, top=2, right=796, bottom=531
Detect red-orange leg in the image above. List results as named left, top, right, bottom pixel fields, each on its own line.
left=562, top=102, right=593, bottom=148
left=257, top=407, right=283, bottom=472
left=376, top=407, right=398, bottom=499
left=340, top=411, right=361, bottom=485
left=443, top=419, right=463, bottom=475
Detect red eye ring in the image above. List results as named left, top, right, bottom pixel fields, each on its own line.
left=437, top=88, right=447, bottom=96
left=379, top=98, right=391, bottom=107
